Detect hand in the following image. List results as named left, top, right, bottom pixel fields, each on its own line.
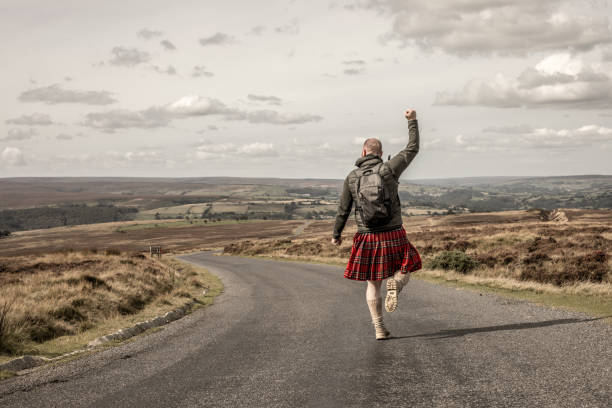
left=405, top=109, right=417, bottom=120
left=331, top=237, right=342, bottom=246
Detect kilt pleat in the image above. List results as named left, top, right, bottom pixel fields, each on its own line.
left=344, top=227, right=421, bottom=281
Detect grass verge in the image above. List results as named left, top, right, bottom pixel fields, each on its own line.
left=0, top=255, right=222, bottom=361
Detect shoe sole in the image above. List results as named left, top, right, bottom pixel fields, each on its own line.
left=385, top=279, right=398, bottom=313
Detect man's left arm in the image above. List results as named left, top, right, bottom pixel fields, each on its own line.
left=387, top=110, right=419, bottom=180
left=332, top=176, right=353, bottom=244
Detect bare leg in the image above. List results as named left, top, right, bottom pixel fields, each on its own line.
left=366, top=279, right=382, bottom=301
left=366, top=280, right=390, bottom=340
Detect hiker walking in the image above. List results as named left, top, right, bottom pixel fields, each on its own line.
left=332, top=109, right=422, bottom=340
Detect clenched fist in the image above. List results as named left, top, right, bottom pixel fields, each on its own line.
left=405, top=109, right=417, bottom=120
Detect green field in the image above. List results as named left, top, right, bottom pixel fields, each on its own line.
left=116, top=218, right=264, bottom=232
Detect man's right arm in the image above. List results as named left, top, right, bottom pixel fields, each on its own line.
left=387, top=111, right=420, bottom=180
left=332, top=176, right=353, bottom=240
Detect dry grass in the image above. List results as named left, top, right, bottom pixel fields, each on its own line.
left=420, top=268, right=612, bottom=297
left=0, top=250, right=221, bottom=357
left=224, top=209, right=612, bottom=298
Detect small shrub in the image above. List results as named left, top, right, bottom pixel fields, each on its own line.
left=425, top=251, right=479, bottom=274
left=520, top=251, right=609, bottom=285
left=81, top=274, right=110, bottom=289
left=51, top=305, right=85, bottom=322
left=502, top=255, right=514, bottom=265
left=474, top=254, right=498, bottom=268
left=443, top=240, right=473, bottom=251
left=118, top=294, right=147, bottom=315
left=25, top=315, right=73, bottom=342
left=522, top=252, right=551, bottom=265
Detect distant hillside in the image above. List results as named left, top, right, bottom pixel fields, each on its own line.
left=0, top=175, right=610, bottom=231
left=402, top=175, right=612, bottom=212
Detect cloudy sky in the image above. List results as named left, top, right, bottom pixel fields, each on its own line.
left=1, top=0, right=612, bottom=180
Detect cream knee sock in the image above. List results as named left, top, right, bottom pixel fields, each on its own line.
left=367, top=297, right=389, bottom=339
left=367, top=297, right=383, bottom=320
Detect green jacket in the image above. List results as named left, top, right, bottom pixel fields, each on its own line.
left=332, top=119, right=419, bottom=239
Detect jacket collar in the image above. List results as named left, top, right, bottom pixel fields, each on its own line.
left=355, top=154, right=383, bottom=168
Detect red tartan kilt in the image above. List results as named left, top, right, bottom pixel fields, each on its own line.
left=344, top=227, right=422, bottom=281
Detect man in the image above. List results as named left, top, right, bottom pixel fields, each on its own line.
left=332, top=109, right=422, bottom=340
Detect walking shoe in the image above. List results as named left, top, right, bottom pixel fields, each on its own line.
left=373, top=316, right=391, bottom=340
left=385, top=278, right=399, bottom=313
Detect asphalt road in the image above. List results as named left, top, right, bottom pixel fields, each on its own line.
left=1, top=252, right=611, bottom=407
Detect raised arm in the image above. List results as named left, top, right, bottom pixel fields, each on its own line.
left=332, top=175, right=353, bottom=244
left=387, top=109, right=420, bottom=180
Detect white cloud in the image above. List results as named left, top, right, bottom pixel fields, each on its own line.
left=82, top=95, right=322, bottom=131
left=82, top=108, right=171, bottom=131
left=18, top=84, right=116, bottom=105
left=351, top=0, right=612, bottom=56
left=192, top=65, right=214, bottom=78
left=6, top=113, right=53, bottom=125
left=111, top=150, right=163, bottom=163
left=342, top=60, right=366, bottom=75
left=275, top=19, right=300, bottom=35
left=436, top=53, right=612, bottom=109
left=1, top=147, right=26, bottom=166
left=237, top=142, right=278, bottom=156
left=3, top=128, right=37, bottom=141
left=234, top=109, right=322, bottom=125
left=249, top=26, right=266, bottom=36
left=137, top=28, right=163, bottom=40
left=199, top=33, right=235, bottom=46
left=160, top=40, right=176, bottom=50
left=196, top=142, right=278, bottom=159
left=457, top=124, right=612, bottom=151
left=247, top=94, right=283, bottom=106
left=151, top=65, right=177, bottom=75
left=108, top=46, right=151, bottom=67
left=164, top=95, right=229, bottom=116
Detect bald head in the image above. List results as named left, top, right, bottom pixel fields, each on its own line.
left=363, top=138, right=383, bottom=157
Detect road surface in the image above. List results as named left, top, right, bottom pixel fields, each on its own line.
left=1, top=252, right=611, bottom=407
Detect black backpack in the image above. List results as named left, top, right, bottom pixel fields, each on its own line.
left=354, top=163, right=392, bottom=227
